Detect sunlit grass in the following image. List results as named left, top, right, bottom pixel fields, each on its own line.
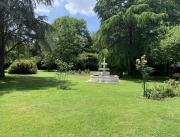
left=0, top=71, right=180, bottom=137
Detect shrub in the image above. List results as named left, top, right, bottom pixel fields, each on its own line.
left=146, top=79, right=180, bottom=100
left=8, top=59, right=37, bottom=74
left=166, top=79, right=180, bottom=96
left=146, top=85, right=176, bottom=100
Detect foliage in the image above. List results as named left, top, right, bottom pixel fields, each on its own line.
left=8, top=59, right=37, bottom=74
left=0, top=0, right=53, bottom=78
left=136, top=55, right=154, bottom=96
left=136, top=55, right=154, bottom=79
left=41, top=53, right=56, bottom=71
left=52, top=16, right=92, bottom=65
left=77, top=52, right=98, bottom=70
left=146, top=79, right=180, bottom=100
left=150, top=25, right=180, bottom=76
left=160, top=26, right=180, bottom=63
left=56, top=59, right=73, bottom=73
left=94, top=0, right=167, bottom=74
left=146, top=84, right=176, bottom=100
left=56, top=59, right=73, bottom=89
left=166, top=79, right=180, bottom=94
left=94, top=0, right=180, bottom=75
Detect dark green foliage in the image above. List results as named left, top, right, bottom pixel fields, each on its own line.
left=8, top=59, right=37, bottom=74
left=41, top=53, right=56, bottom=71
left=0, top=0, right=53, bottom=78
left=77, top=52, right=98, bottom=70
left=94, top=1, right=167, bottom=75
left=94, top=0, right=180, bottom=75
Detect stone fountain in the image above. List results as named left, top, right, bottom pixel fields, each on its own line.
left=89, top=58, right=119, bottom=83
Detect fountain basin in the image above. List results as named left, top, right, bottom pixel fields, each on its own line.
left=89, top=75, right=119, bottom=83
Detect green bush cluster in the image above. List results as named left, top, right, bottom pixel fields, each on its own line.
left=8, top=59, right=37, bottom=74
left=146, top=79, right=180, bottom=100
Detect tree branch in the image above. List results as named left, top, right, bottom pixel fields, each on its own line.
left=5, top=40, right=25, bottom=55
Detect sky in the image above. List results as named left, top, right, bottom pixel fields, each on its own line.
left=35, top=0, right=100, bottom=32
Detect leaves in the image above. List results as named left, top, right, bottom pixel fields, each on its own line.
left=0, top=0, right=53, bottom=53
left=52, top=16, right=92, bottom=64
left=95, top=1, right=166, bottom=73
left=160, top=25, right=180, bottom=63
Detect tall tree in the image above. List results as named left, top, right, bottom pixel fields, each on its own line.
left=95, top=1, right=166, bottom=74
left=0, top=0, right=53, bottom=78
left=52, top=16, right=92, bottom=64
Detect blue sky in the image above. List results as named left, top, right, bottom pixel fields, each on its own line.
left=35, top=0, right=100, bottom=32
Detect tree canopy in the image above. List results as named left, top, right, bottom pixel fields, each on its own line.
left=161, top=26, right=180, bottom=63
left=94, top=0, right=180, bottom=75
left=52, top=16, right=92, bottom=64
left=0, top=0, right=53, bottom=78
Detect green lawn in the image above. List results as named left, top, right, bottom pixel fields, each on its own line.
left=0, top=71, right=180, bottom=137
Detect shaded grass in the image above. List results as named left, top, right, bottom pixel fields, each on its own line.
left=0, top=76, right=57, bottom=91
left=0, top=71, right=180, bottom=137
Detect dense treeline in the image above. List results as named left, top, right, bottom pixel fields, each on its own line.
left=94, top=0, right=180, bottom=76
left=0, top=0, right=179, bottom=78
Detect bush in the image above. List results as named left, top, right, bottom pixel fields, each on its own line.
left=167, top=79, right=180, bottom=96
left=146, top=79, right=180, bottom=100
left=146, top=85, right=176, bottom=100
left=8, top=59, right=38, bottom=74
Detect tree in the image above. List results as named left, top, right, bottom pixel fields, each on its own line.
left=142, top=0, right=180, bottom=24
left=152, top=26, right=180, bottom=74
left=95, top=1, right=167, bottom=75
left=0, top=0, right=53, bottom=78
left=95, top=0, right=180, bottom=24
left=161, top=26, right=180, bottom=64
left=52, top=16, right=92, bottom=65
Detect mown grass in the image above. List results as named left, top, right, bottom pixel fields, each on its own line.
left=0, top=71, right=180, bottom=137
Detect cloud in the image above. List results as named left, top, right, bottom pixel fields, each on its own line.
left=54, top=0, right=63, bottom=7
left=35, top=0, right=63, bottom=15
left=35, top=5, right=51, bottom=15
left=65, top=0, right=96, bottom=16
left=35, top=0, right=97, bottom=16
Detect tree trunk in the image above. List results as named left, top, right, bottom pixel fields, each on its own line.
left=127, top=26, right=134, bottom=75
left=128, top=58, right=133, bottom=75
left=0, top=36, right=5, bottom=78
left=143, top=79, right=146, bottom=97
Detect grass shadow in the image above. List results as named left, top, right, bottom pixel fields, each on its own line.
left=0, top=75, right=75, bottom=96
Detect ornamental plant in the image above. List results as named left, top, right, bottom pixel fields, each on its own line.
left=55, top=59, right=73, bottom=89
left=136, top=55, right=154, bottom=96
